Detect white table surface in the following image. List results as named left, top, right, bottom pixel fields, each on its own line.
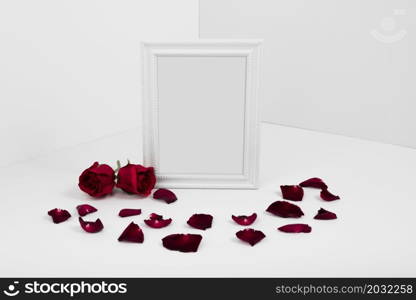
left=1, top=123, right=415, bottom=277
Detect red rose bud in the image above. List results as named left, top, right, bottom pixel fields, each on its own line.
left=78, top=162, right=115, bottom=198
left=116, top=164, right=156, bottom=197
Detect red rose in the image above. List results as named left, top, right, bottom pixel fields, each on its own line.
left=116, top=164, right=156, bottom=197
left=78, top=162, right=115, bottom=197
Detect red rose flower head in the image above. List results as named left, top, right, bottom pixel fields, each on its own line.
left=299, top=177, right=328, bottom=189
left=278, top=224, right=312, bottom=233
left=78, top=162, right=115, bottom=198
left=266, top=201, right=304, bottom=218
left=79, top=217, right=104, bottom=233
left=187, top=214, right=213, bottom=230
left=232, top=213, right=257, bottom=226
left=118, top=208, right=142, bottom=217
left=314, top=208, right=337, bottom=220
left=280, top=185, right=304, bottom=201
left=116, top=163, right=156, bottom=197
left=76, top=204, right=97, bottom=217
left=320, top=189, right=340, bottom=201
left=48, top=208, right=71, bottom=224
left=236, top=229, right=265, bottom=246
left=153, top=188, right=177, bottom=204
left=162, top=234, right=202, bottom=252
left=144, top=213, right=172, bottom=228
left=118, top=222, right=144, bottom=243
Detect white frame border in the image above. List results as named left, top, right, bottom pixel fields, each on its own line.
left=142, top=40, right=262, bottom=189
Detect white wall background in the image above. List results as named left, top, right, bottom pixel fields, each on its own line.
left=0, top=0, right=198, bottom=167
left=200, top=0, right=416, bottom=148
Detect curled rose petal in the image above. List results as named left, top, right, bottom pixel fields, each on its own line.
left=118, top=209, right=142, bottom=217
left=187, top=214, right=213, bottom=230
left=266, top=201, right=304, bottom=218
left=76, top=204, right=97, bottom=217
left=153, top=188, right=177, bottom=204
left=48, top=208, right=71, bottom=224
left=118, top=222, right=144, bottom=243
left=236, top=229, right=265, bottom=246
left=280, top=185, right=304, bottom=201
left=232, top=213, right=257, bottom=226
left=299, top=177, right=328, bottom=189
left=144, top=213, right=172, bottom=228
left=79, top=217, right=103, bottom=233
left=162, top=234, right=202, bottom=252
left=314, top=208, right=337, bottom=220
left=320, top=189, right=340, bottom=201
left=278, top=224, right=312, bottom=233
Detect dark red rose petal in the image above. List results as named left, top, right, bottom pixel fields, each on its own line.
left=48, top=208, right=71, bottom=224
left=266, top=201, right=304, bottom=218
left=162, top=234, right=202, bottom=252
left=144, top=213, right=172, bottom=228
left=236, top=229, right=265, bottom=246
left=76, top=204, right=97, bottom=217
left=118, top=222, right=144, bottom=243
left=278, top=224, right=312, bottom=233
left=280, top=185, right=304, bottom=201
left=320, top=189, right=340, bottom=201
left=299, top=177, right=328, bottom=189
left=314, top=208, right=337, bottom=220
left=118, top=208, right=142, bottom=217
left=232, top=213, right=257, bottom=226
left=79, top=217, right=103, bottom=233
left=187, top=214, right=213, bottom=230
left=153, top=188, right=177, bottom=204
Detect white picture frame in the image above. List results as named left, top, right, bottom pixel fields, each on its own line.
left=142, top=40, right=262, bottom=189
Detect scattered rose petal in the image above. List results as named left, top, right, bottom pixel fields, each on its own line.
left=314, top=208, right=337, bottom=220
left=118, top=222, right=144, bottom=243
left=153, top=188, right=177, bottom=204
left=320, top=189, right=340, bottom=201
left=118, top=209, right=142, bottom=217
left=78, top=162, right=115, bottom=198
left=266, top=201, right=304, bottom=218
left=76, top=204, right=97, bottom=217
left=299, top=177, right=328, bottom=189
left=278, top=224, right=312, bottom=233
left=236, top=229, right=265, bottom=246
left=79, top=217, right=104, bottom=233
left=144, top=213, right=172, bottom=228
left=232, top=213, right=257, bottom=226
left=48, top=208, right=71, bottom=224
left=187, top=214, right=213, bottom=230
left=280, top=185, right=304, bottom=201
left=162, top=234, right=202, bottom=252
